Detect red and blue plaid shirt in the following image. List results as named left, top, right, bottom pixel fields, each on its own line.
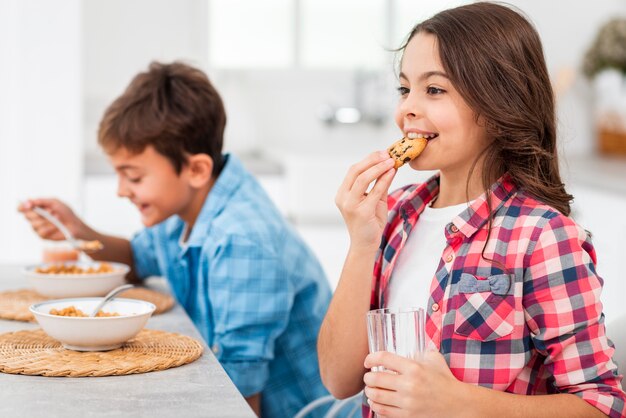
left=368, top=173, right=625, bottom=418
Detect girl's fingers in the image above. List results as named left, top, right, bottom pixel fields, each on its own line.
left=365, top=386, right=403, bottom=410
left=363, top=369, right=403, bottom=392
left=365, top=351, right=415, bottom=373
left=367, top=167, right=396, bottom=202
left=367, top=398, right=402, bottom=418
left=349, top=157, right=395, bottom=197
left=338, top=151, right=390, bottom=198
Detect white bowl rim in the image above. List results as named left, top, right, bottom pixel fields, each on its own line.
left=22, top=261, right=130, bottom=278
left=29, top=297, right=156, bottom=319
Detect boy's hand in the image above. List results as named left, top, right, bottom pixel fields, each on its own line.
left=363, top=350, right=468, bottom=417
left=335, top=151, right=396, bottom=253
left=18, top=198, right=89, bottom=241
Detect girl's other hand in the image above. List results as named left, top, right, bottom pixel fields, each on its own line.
left=335, top=151, right=396, bottom=253
left=363, top=350, right=467, bottom=417
left=18, top=198, right=88, bottom=241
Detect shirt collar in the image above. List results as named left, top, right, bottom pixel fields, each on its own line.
left=451, top=173, right=517, bottom=240
left=184, top=153, right=246, bottom=248
left=398, top=172, right=517, bottom=240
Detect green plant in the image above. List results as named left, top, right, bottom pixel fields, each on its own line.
left=582, top=18, right=626, bottom=78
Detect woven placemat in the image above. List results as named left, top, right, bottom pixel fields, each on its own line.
left=0, top=329, right=203, bottom=377
left=0, top=287, right=175, bottom=322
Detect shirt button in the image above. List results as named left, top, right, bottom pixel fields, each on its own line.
left=432, top=303, right=440, bottom=312
left=445, top=254, right=454, bottom=263
left=450, top=224, right=459, bottom=233
left=212, top=344, right=219, bottom=354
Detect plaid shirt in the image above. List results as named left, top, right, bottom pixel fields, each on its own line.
left=131, top=154, right=332, bottom=418
left=368, top=173, right=625, bottom=418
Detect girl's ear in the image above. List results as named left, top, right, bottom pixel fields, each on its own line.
left=186, top=154, right=214, bottom=188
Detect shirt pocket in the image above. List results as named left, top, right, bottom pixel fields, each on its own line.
left=453, top=273, right=515, bottom=342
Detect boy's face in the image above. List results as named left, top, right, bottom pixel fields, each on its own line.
left=109, top=146, right=194, bottom=227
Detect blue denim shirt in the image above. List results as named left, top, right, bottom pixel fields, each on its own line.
left=131, top=154, right=332, bottom=418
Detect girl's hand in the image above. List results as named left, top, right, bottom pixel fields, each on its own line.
left=363, top=350, right=468, bottom=418
left=335, top=151, right=396, bottom=253
left=18, top=198, right=90, bottom=241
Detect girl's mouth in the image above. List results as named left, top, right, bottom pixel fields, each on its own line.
left=406, top=132, right=439, bottom=140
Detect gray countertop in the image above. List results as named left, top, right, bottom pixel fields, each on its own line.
left=0, top=265, right=255, bottom=418
left=565, top=154, right=626, bottom=196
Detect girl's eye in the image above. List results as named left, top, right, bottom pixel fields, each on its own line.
left=128, top=177, right=142, bottom=184
left=397, top=86, right=410, bottom=96
left=427, top=86, right=445, bottom=95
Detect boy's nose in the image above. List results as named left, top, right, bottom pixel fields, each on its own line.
left=117, top=179, right=132, bottom=198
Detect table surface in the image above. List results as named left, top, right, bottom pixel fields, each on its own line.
left=0, top=265, right=255, bottom=418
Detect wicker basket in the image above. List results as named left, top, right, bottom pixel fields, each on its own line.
left=598, top=128, right=626, bottom=155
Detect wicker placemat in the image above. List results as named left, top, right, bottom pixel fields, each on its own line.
left=0, top=329, right=203, bottom=377
left=0, top=287, right=175, bottom=322
left=119, top=287, right=175, bottom=315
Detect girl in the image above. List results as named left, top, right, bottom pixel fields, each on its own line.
left=318, top=3, right=625, bottom=418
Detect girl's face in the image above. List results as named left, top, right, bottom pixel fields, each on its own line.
left=395, top=32, right=489, bottom=176
left=109, top=145, right=194, bottom=227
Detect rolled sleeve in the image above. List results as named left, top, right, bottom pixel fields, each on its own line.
left=209, top=234, right=294, bottom=396
left=130, top=228, right=162, bottom=279
left=523, top=215, right=625, bottom=417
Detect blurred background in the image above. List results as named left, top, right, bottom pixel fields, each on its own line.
left=1, top=0, right=625, bottom=319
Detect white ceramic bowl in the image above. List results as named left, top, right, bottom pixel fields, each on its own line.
left=22, top=261, right=130, bottom=297
left=30, top=297, right=156, bottom=351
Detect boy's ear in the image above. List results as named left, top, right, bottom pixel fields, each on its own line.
left=186, top=154, right=214, bottom=188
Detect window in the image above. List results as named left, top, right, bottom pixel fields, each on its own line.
left=207, top=0, right=468, bottom=69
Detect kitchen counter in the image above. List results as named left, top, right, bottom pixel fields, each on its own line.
left=0, top=265, right=255, bottom=418
left=565, top=154, right=626, bottom=196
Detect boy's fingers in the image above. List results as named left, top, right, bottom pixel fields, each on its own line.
left=36, top=224, right=59, bottom=239
left=29, top=218, right=52, bottom=230
left=17, top=201, right=30, bottom=212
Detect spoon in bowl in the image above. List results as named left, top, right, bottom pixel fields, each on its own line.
left=31, top=207, right=103, bottom=254
left=89, top=284, right=135, bottom=317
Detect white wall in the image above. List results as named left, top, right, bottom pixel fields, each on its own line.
left=0, top=0, right=83, bottom=264
left=83, top=0, right=208, bottom=158
left=3, top=1, right=626, bottom=269
left=510, top=0, right=626, bottom=155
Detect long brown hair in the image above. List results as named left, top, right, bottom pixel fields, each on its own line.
left=401, top=2, right=572, bottom=215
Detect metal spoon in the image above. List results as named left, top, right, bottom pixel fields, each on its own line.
left=89, top=284, right=134, bottom=317
left=32, top=206, right=103, bottom=253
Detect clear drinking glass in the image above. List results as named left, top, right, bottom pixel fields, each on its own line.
left=365, top=307, right=426, bottom=417
left=366, top=307, right=426, bottom=371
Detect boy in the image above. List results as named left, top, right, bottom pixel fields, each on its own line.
left=20, top=62, right=332, bottom=418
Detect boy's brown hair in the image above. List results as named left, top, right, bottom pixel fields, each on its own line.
left=98, top=61, right=226, bottom=176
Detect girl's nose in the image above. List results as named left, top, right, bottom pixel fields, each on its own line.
left=398, top=93, right=421, bottom=120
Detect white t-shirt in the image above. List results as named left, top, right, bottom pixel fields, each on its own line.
left=386, top=201, right=472, bottom=309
